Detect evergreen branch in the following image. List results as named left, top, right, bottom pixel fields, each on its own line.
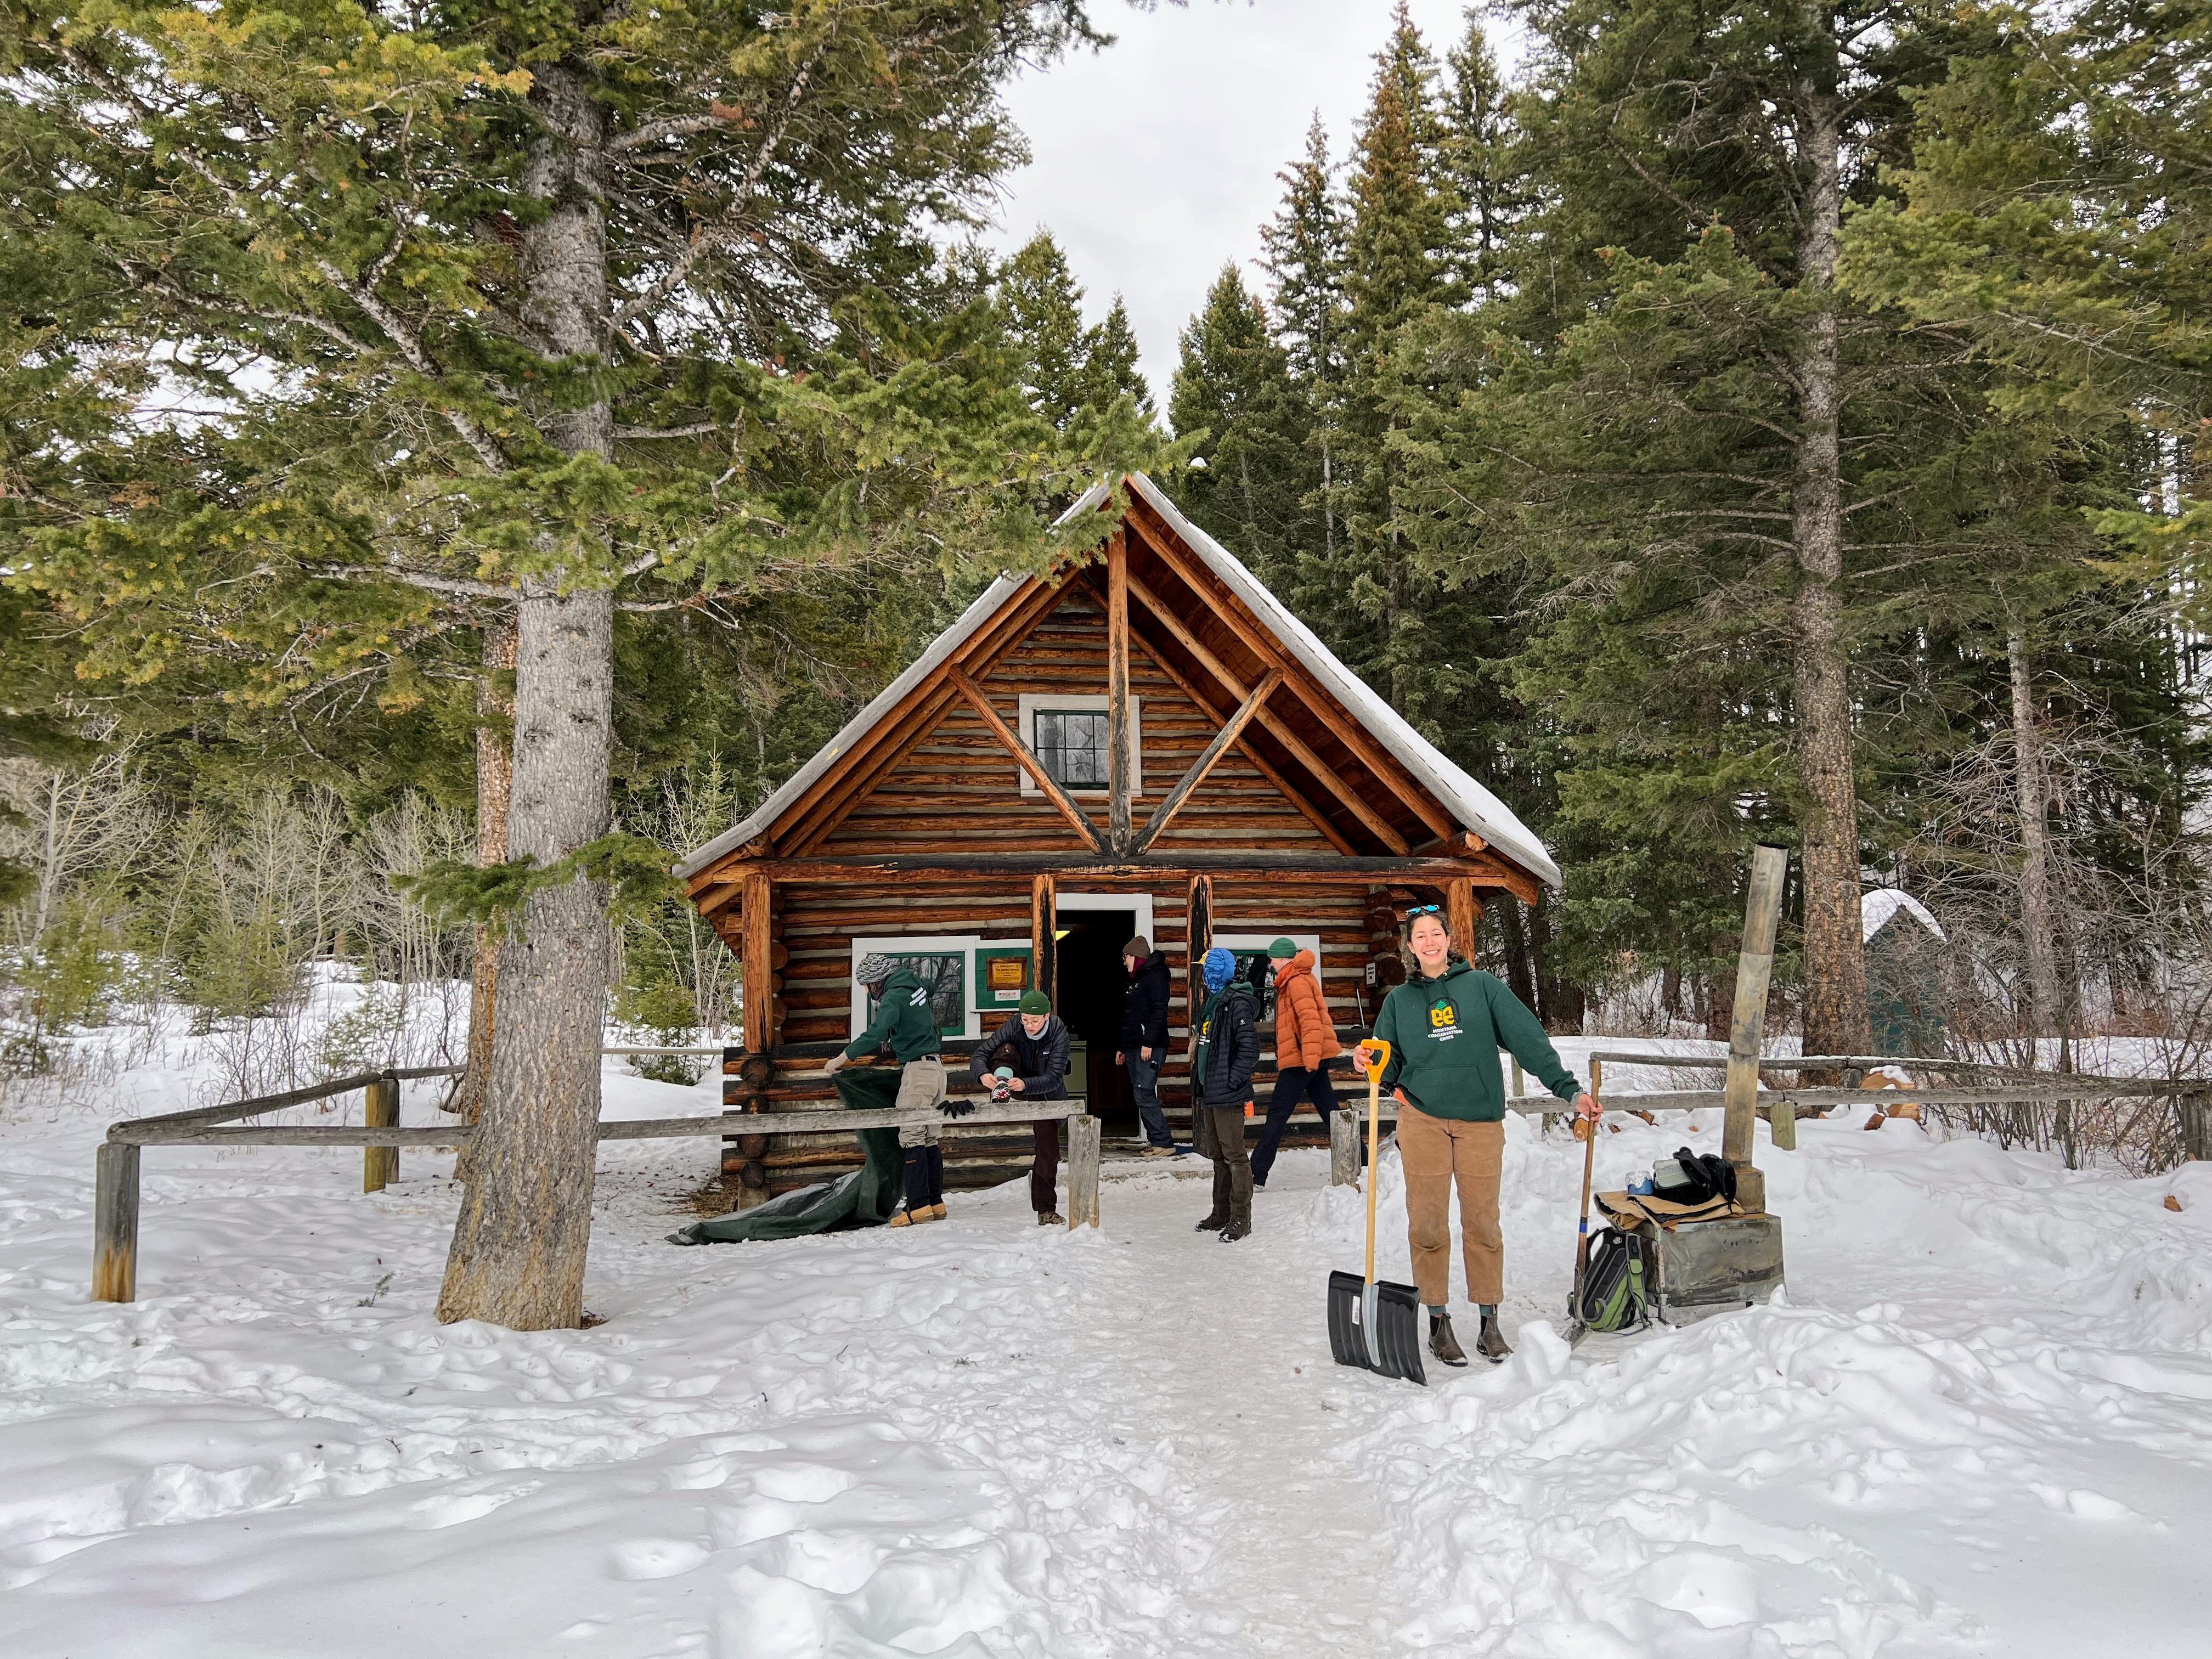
left=397, top=833, right=679, bottom=932
left=609, top=109, right=746, bottom=154
left=306, top=565, right=516, bottom=601
left=610, top=37, right=831, bottom=330
left=612, top=421, right=724, bottom=439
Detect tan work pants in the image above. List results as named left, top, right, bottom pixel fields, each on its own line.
left=1397, top=1104, right=1504, bottom=1306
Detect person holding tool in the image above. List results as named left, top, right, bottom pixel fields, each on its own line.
left=825, top=953, right=961, bottom=1227
left=969, top=989, right=1073, bottom=1226
left=1353, top=906, right=1600, bottom=1366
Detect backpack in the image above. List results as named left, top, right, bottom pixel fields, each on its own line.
left=1651, top=1146, right=1737, bottom=1206
left=1578, top=1226, right=1651, bottom=1333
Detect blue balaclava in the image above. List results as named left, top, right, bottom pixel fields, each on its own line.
left=1202, top=946, right=1237, bottom=992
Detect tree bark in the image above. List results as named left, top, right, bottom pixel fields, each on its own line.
left=2008, top=625, right=2062, bottom=1040
left=1788, top=81, right=1870, bottom=1062
left=437, top=64, right=614, bottom=1330
left=450, top=615, right=517, bottom=1125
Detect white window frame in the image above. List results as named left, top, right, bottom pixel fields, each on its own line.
left=849, top=934, right=981, bottom=1042
left=1215, top=931, right=1323, bottom=986
left=1056, top=890, right=1156, bottom=944
left=1016, top=692, right=1144, bottom=799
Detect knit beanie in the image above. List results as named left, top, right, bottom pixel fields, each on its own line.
left=854, top=952, right=895, bottom=985
left=1267, top=936, right=1298, bottom=958
left=1122, top=936, right=1152, bottom=960
left=1018, top=989, right=1052, bottom=1015
left=1202, top=946, right=1237, bottom=991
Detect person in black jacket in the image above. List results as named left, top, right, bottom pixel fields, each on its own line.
left=969, top=990, right=1074, bottom=1225
left=1114, top=938, right=1174, bottom=1154
left=1190, top=946, right=1262, bottom=1241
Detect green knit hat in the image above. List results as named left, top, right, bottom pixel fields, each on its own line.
left=1267, top=936, right=1299, bottom=958
left=1018, top=989, right=1052, bottom=1015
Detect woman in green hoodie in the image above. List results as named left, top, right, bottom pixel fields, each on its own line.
left=1355, top=907, right=1598, bottom=1368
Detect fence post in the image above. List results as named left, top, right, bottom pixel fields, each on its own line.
left=364, top=1071, right=399, bottom=1193
left=1330, top=1105, right=1360, bottom=1187
left=1725, top=846, right=1790, bottom=1207
left=2181, top=1092, right=2212, bottom=1163
left=93, top=1142, right=140, bottom=1304
left=1067, top=1113, right=1102, bottom=1228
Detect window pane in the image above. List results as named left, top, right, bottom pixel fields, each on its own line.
left=866, top=952, right=966, bottom=1037
left=1035, top=709, right=1109, bottom=787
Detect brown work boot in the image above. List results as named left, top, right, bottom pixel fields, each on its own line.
left=1475, top=1310, right=1513, bottom=1364
left=1036, top=1211, right=1063, bottom=1227
left=1429, top=1312, right=1469, bottom=1368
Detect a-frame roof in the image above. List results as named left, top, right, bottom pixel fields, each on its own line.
left=675, top=474, right=1561, bottom=890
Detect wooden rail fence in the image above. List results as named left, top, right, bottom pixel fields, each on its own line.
left=91, top=1056, right=1096, bottom=1304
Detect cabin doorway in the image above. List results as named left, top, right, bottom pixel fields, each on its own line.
left=1053, top=904, right=1138, bottom=1130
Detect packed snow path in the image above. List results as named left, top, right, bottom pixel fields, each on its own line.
left=4, top=1052, right=2212, bottom=1657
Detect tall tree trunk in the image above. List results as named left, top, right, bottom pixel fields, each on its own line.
left=449, top=615, right=517, bottom=1125
left=1788, top=82, right=1869, bottom=1062
left=2008, top=625, right=2062, bottom=1040
left=438, top=64, right=614, bottom=1329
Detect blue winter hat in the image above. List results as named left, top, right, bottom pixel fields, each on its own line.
left=1202, top=946, right=1237, bottom=991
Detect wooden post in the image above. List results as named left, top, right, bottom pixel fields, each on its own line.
left=2181, top=1092, right=2212, bottom=1163
left=1329, top=1103, right=1360, bottom=1187
left=1107, top=527, right=1133, bottom=855
left=363, top=1071, right=399, bottom=1193
left=1184, top=871, right=1212, bottom=1054
left=741, top=870, right=772, bottom=1055
left=1447, top=877, right=1479, bottom=962
left=92, top=1142, right=139, bottom=1304
left=1067, top=1113, right=1102, bottom=1228
left=1030, top=873, right=1058, bottom=1005
left=1724, top=845, right=1790, bottom=1210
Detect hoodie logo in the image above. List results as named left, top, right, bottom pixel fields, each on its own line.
left=1427, top=997, right=1462, bottom=1042
left=909, top=988, right=928, bottom=1007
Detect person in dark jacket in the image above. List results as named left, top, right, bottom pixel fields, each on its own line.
left=1114, top=938, right=1174, bottom=1154
left=1190, top=945, right=1262, bottom=1241
left=970, top=990, right=1073, bottom=1224
left=1355, top=907, right=1598, bottom=1366
left=825, top=953, right=953, bottom=1226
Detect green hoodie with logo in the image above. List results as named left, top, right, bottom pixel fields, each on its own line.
left=844, top=966, right=943, bottom=1063
left=1373, top=958, right=1581, bottom=1122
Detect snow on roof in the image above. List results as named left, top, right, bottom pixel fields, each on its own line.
left=673, top=573, right=1027, bottom=878
left=675, top=474, right=1563, bottom=888
left=1099, top=475, right=1562, bottom=888
left=1862, top=887, right=1946, bottom=944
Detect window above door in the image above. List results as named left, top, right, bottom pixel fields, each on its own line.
left=1016, top=693, right=1143, bottom=799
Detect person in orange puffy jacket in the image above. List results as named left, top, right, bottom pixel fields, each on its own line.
left=1251, top=937, right=1342, bottom=1186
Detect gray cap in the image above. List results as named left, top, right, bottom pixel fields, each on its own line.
left=855, top=952, right=895, bottom=985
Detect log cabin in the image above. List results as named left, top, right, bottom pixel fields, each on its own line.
left=675, top=475, right=1562, bottom=1206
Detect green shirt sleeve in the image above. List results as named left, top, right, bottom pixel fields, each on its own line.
left=1483, top=974, right=1582, bottom=1103
left=1374, top=990, right=1404, bottom=1090
left=845, top=979, right=902, bottom=1060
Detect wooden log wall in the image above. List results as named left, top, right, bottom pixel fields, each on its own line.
left=730, top=876, right=1416, bottom=1197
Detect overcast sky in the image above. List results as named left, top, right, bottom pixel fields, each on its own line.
left=981, top=1, right=1525, bottom=415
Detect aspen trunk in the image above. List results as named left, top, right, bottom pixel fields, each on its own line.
left=2008, top=626, right=2062, bottom=1039
left=437, top=65, right=614, bottom=1329
left=450, top=616, right=517, bottom=1125
left=1788, top=86, right=1869, bottom=1062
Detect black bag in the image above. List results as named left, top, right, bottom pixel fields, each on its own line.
left=1651, top=1146, right=1736, bottom=1205
left=1578, top=1226, right=1650, bottom=1333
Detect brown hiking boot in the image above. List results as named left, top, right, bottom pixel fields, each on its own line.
left=1476, top=1311, right=1513, bottom=1364
left=1217, top=1220, right=1250, bottom=1242
left=1429, top=1312, right=1469, bottom=1368
left=1036, top=1211, right=1063, bottom=1227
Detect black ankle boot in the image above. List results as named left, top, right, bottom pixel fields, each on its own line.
left=1218, top=1219, right=1249, bottom=1242
left=1194, top=1213, right=1228, bottom=1232
left=1429, top=1312, right=1469, bottom=1367
left=1476, top=1310, right=1513, bottom=1364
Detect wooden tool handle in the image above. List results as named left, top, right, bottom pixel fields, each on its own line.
left=1361, top=1040, right=1390, bottom=1286
left=1571, top=1057, right=1602, bottom=1305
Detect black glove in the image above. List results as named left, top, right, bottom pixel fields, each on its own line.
left=940, top=1098, right=976, bottom=1119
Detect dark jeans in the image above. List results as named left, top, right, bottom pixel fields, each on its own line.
left=1195, top=1104, right=1253, bottom=1230
left=1127, top=1050, right=1170, bottom=1147
left=1251, top=1065, right=1341, bottom=1186
left=901, top=1144, right=944, bottom=1211
left=1032, top=1117, right=1060, bottom=1215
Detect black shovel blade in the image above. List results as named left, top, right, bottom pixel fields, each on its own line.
left=1327, top=1269, right=1428, bottom=1385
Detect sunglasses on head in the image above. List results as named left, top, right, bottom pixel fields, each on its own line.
left=1403, top=904, right=1443, bottom=921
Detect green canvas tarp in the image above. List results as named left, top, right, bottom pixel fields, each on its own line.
left=667, top=1066, right=907, bottom=1245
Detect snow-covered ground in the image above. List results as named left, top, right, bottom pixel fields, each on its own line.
left=4, top=1023, right=2211, bottom=1657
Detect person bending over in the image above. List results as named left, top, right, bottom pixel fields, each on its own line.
left=1354, top=908, right=1599, bottom=1367
left=969, top=990, right=1072, bottom=1226
left=1191, top=946, right=1261, bottom=1242
left=825, top=953, right=953, bottom=1227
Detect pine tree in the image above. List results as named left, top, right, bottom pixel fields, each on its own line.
left=1438, top=15, right=1529, bottom=303
left=4, top=0, right=1140, bottom=1328
left=1000, top=232, right=1096, bottom=428
left=1079, top=296, right=1156, bottom=421
left=1261, top=113, right=1351, bottom=566
left=1167, top=265, right=1307, bottom=571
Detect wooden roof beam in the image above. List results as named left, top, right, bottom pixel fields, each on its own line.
left=1123, top=504, right=1458, bottom=844
left=1121, top=568, right=1412, bottom=855
left=946, top=666, right=1109, bottom=853
left=1132, top=668, right=1282, bottom=854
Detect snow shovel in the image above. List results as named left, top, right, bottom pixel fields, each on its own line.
left=1328, top=1040, right=1425, bottom=1385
